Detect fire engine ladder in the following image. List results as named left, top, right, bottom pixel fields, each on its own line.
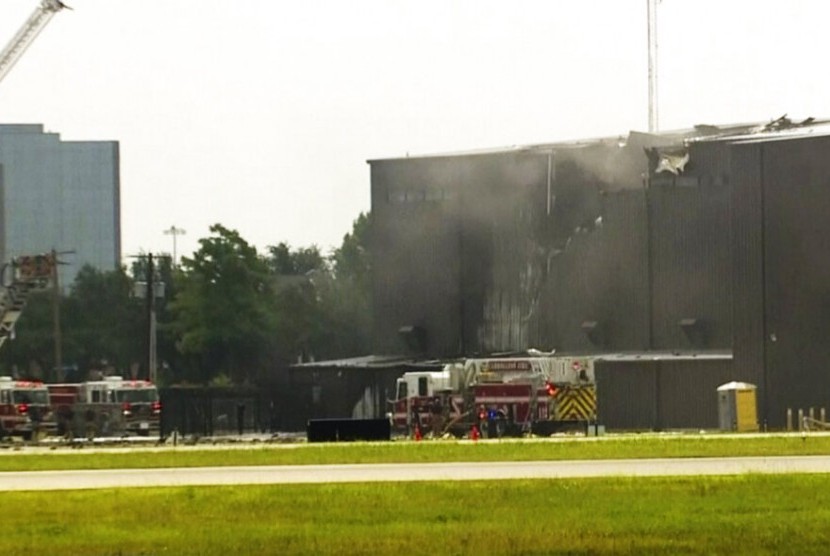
left=0, top=280, right=36, bottom=350
left=0, top=0, right=69, bottom=86
left=0, top=254, right=56, bottom=351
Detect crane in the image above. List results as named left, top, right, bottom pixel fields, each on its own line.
left=0, top=0, right=69, bottom=86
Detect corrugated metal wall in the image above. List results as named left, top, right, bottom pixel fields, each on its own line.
left=595, top=360, right=656, bottom=430
left=596, top=358, right=733, bottom=430
left=648, top=142, right=733, bottom=351
left=547, top=190, right=650, bottom=352
left=371, top=151, right=552, bottom=357
left=369, top=131, right=830, bottom=430
left=370, top=158, right=463, bottom=356
left=759, top=136, right=830, bottom=426
left=729, top=141, right=768, bottom=417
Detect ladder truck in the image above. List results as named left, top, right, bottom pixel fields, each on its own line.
left=391, top=356, right=598, bottom=439
left=0, top=253, right=57, bottom=352
left=0, top=0, right=70, bottom=86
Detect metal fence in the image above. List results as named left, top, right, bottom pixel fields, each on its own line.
left=160, top=386, right=278, bottom=438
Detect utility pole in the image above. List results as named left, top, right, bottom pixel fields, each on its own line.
left=647, top=0, right=659, bottom=133
left=132, top=252, right=163, bottom=382
left=163, top=225, right=186, bottom=265
left=48, top=248, right=73, bottom=382
left=145, top=253, right=156, bottom=383
left=51, top=249, right=61, bottom=382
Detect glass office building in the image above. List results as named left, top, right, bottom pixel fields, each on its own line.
left=0, top=124, right=120, bottom=287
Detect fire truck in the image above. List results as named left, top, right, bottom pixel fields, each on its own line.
left=390, top=356, right=596, bottom=438
left=0, top=376, right=55, bottom=439
left=48, top=377, right=162, bottom=439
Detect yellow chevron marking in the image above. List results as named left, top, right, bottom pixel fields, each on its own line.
left=555, top=386, right=597, bottom=421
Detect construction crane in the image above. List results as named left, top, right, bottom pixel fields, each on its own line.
left=0, top=0, right=69, bottom=86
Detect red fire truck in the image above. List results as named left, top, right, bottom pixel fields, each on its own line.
left=0, top=376, right=55, bottom=439
left=390, top=356, right=596, bottom=438
left=48, top=376, right=161, bottom=438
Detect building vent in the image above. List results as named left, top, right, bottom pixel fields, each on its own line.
left=398, top=325, right=427, bottom=354
left=679, top=318, right=706, bottom=347
left=581, top=320, right=606, bottom=347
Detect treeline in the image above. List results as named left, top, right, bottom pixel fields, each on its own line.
left=0, top=213, right=371, bottom=386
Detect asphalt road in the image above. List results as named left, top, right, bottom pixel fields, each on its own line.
left=4, top=455, right=830, bottom=491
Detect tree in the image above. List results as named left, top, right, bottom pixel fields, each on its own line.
left=63, top=265, right=145, bottom=375
left=264, top=243, right=328, bottom=365
left=169, top=224, right=278, bottom=384
left=0, top=265, right=144, bottom=380
left=266, top=243, right=326, bottom=275
left=316, top=212, right=373, bottom=358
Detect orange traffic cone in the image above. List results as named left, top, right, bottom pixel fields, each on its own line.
left=470, top=424, right=480, bottom=441
left=414, top=424, right=422, bottom=441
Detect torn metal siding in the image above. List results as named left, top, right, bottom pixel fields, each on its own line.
left=647, top=141, right=734, bottom=351
left=467, top=152, right=551, bottom=354
left=543, top=144, right=652, bottom=353
left=370, top=151, right=553, bottom=357
left=547, top=190, right=651, bottom=352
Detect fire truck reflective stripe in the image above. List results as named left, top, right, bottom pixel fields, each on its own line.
left=555, top=386, right=597, bottom=422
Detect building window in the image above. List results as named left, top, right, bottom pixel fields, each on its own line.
left=418, top=376, right=428, bottom=397
left=388, top=187, right=452, bottom=204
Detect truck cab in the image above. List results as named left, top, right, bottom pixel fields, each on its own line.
left=0, top=377, right=55, bottom=439
left=391, top=369, right=457, bottom=434
left=48, top=376, right=161, bottom=439
left=79, top=377, right=161, bottom=437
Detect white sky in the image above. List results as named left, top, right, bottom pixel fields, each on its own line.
left=0, top=0, right=828, bottom=264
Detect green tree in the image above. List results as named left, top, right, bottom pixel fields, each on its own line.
left=1, top=265, right=144, bottom=380
left=316, top=212, right=372, bottom=359
left=263, top=214, right=372, bottom=364
left=63, top=265, right=145, bottom=375
left=0, top=290, right=55, bottom=379
left=169, top=224, right=277, bottom=384
left=263, top=243, right=329, bottom=365
left=266, top=243, right=326, bottom=275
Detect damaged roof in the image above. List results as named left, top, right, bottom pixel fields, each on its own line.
left=367, top=115, right=830, bottom=164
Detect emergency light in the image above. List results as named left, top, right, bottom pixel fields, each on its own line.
left=545, top=382, right=558, bottom=397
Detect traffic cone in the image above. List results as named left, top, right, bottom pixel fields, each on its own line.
left=414, top=423, right=422, bottom=441
left=471, top=424, right=480, bottom=441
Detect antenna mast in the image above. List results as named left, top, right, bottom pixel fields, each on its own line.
left=647, top=0, right=659, bottom=133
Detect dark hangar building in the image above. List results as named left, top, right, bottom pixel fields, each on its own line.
left=367, top=116, right=830, bottom=430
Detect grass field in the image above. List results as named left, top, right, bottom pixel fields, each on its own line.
left=2, top=474, right=830, bottom=555
left=0, top=433, right=829, bottom=471
left=3, top=435, right=830, bottom=554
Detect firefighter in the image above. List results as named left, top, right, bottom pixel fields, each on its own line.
left=478, top=405, right=488, bottom=438
left=486, top=407, right=498, bottom=439
left=430, top=396, right=444, bottom=437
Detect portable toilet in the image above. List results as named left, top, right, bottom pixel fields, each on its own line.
left=717, top=382, right=759, bottom=432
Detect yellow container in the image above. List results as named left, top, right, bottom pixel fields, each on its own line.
left=717, top=382, right=759, bottom=432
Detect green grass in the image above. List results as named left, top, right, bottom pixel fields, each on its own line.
left=2, top=475, right=830, bottom=555
left=1, top=434, right=829, bottom=471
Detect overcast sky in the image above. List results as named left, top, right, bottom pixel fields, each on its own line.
left=0, top=0, right=827, bottom=264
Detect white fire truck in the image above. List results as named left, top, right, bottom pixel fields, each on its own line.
left=390, top=356, right=596, bottom=438
left=48, top=377, right=162, bottom=439
left=0, top=376, right=55, bottom=439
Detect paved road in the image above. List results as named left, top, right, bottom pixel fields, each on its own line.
left=4, top=456, right=830, bottom=491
